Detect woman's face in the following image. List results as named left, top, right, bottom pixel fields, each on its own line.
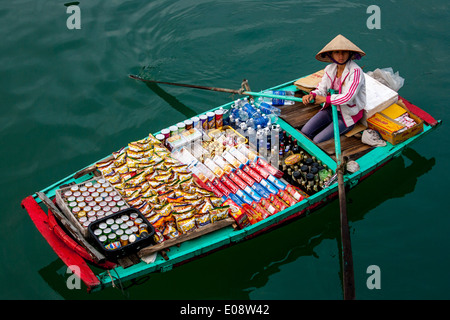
left=331, top=50, right=351, bottom=64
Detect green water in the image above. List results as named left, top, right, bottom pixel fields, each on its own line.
left=1, top=0, right=449, bottom=300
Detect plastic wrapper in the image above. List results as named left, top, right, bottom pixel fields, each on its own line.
left=209, top=206, right=230, bottom=223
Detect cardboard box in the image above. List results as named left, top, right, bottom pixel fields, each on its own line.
left=361, top=73, right=399, bottom=126
left=367, top=100, right=423, bottom=145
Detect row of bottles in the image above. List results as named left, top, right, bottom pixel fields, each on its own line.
left=278, top=131, right=334, bottom=196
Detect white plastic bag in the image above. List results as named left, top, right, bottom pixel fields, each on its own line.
left=366, top=67, right=405, bottom=92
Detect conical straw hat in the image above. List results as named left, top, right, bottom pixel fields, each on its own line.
left=315, top=34, right=365, bottom=62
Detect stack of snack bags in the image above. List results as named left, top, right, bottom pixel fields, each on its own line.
left=95, top=133, right=230, bottom=244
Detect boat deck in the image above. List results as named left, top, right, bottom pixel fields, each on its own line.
left=279, top=91, right=373, bottom=161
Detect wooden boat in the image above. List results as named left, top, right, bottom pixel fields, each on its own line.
left=21, top=74, right=442, bottom=293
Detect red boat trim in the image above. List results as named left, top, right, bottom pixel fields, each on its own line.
left=21, top=195, right=102, bottom=292
left=399, top=96, right=438, bottom=127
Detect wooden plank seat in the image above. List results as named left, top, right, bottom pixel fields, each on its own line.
left=279, top=91, right=372, bottom=161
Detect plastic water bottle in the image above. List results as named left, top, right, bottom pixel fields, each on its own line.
left=258, top=101, right=281, bottom=116
left=242, top=102, right=258, bottom=116
left=270, top=124, right=280, bottom=168
left=238, top=107, right=249, bottom=121
left=221, top=107, right=230, bottom=127
left=247, top=127, right=257, bottom=150
left=262, top=90, right=295, bottom=106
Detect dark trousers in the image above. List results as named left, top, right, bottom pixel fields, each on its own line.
left=301, top=107, right=354, bottom=143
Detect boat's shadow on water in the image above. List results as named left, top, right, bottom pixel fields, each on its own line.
left=39, top=148, right=435, bottom=299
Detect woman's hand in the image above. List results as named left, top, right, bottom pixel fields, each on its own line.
left=302, top=94, right=326, bottom=105
left=302, top=94, right=314, bottom=104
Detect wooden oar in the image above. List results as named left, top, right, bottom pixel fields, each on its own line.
left=329, top=89, right=355, bottom=300
left=129, top=74, right=305, bottom=103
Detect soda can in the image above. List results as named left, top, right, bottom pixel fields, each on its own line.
left=161, top=128, right=170, bottom=139
left=134, top=218, right=143, bottom=226
left=206, top=112, right=215, bottom=129
left=105, top=241, right=121, bottom=250
left=199, top=114, right=208, bottom=131
left=99, top=235, right=108, bottom=245
left=98, top=222, right=107, bottom=230
left=108, top=233, right=117, bottom=242
left=177, top=122, right=185, bottom=133
left=130, top=212, right=138, bottom=220
left=184, top=119, right=193, bottom=130
left=191, top=116, right=200, bottom=129
left=169, top=125, right=178, bottom=136
left=215, top=109, right=224, bottom=129
left=120, top=235, right=129, bottom=246
left=115, top=229, right=124, bottom=237
left=155, top=133, right=165, bottom=144
left=64, top=190, right=73, bottom=198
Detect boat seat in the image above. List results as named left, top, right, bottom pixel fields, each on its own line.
left=279, top=91, right=373, bottom=161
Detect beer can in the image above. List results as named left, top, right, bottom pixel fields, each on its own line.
left=120, top=235, right=129, bottom=246
left=64, top=190, right=73, bottom=198
left=108, top=233, right=117, bottom=242
left=184, top=119, right=193, bottom=130
left=191, top=116, right=200, bottom=129
left=130, top=212, right=138, bottom=220
left=215, top=109, right=224, bottom=129
left=99, top=235, right=108, bottom=245
left=206, top=111, right=215, bottom=129
left=111, top=224, right=119, bottom=232
left=199, top=114, right=208, bottom=131
left=169, top=125, right=178, bottom=136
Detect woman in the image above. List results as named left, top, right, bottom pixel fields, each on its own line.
left=301, top=34, right=366, bottom=143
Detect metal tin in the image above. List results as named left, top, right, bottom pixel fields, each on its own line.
left=169, top=125, right=178, bottom=136
left=68, top=201, right=78, bottom=209
left=184, top=119, right=193, bottom=130
left=129, top=212, right=138, bottom=220
left=191, top=116, right=200, bottom=129
left=207, top=111, right=215, bottom=129
left=64, top=191, right=73, bottom=198
left=177, top=122, right=185, bottom=133
left=155, top=133, right=165, bottom=143
left=120, top=235, right=129, bottom=246
left=98, top=235, right=108, bottom=245
left=108, top=233, right=117, bottom=242
left=199, top=114, right=208, bottom=131
left=161, top=128, right=170, bottom=139
left=215, top=109, right=224, bottom=129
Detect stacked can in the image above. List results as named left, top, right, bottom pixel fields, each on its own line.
left=91, top=212, right=151, bottom=251
left=62, top=178, right=129, bottom=229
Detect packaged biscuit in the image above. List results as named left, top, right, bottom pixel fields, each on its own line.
left=195, top=212, right=211, bottom=227
left=177, top=216, right=197, bottom=234
left=223, top=199, right=250, bottom=229
left=209, top=206, right=229, bottom=223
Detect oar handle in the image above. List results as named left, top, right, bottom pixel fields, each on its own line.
left=243, top=91, right=304, bottom=103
